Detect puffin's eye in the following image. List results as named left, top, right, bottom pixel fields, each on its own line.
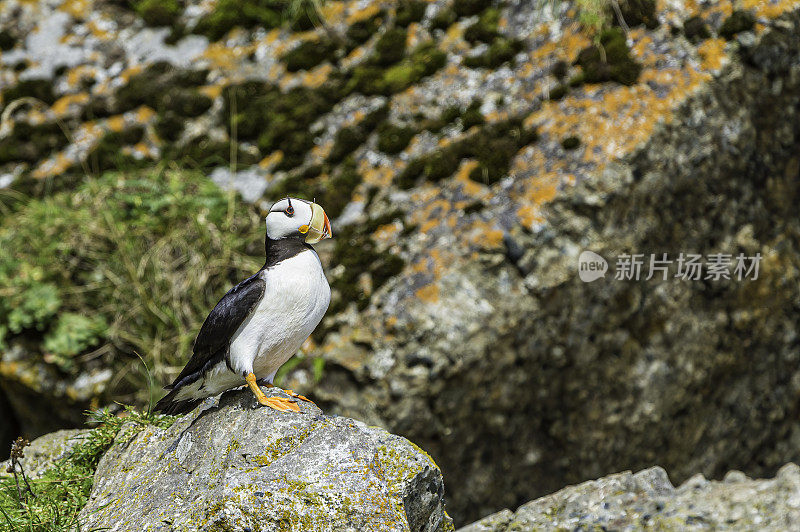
left=284, top=206, right=294, bottom=217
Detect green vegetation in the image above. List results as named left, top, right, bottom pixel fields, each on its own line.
left=87, top=126, right=147, bottom=173
left=327, top=105, right=389, bottom=163
left=463, top=37, right=524, bottom=69
left=222, top=80, right=341, bottom=170
left=574, top=27, right=642, bottom=85
left=683, top=15, right=711, bottom=43
left=613, top=0, right=658, bottom=29
left=193, top=0, right=283, bottom=40
left=345, top=10, right=385, bottom=51
left=376, top=123, right=416, bottom=154
left=561, top=136, right=581, bottom=150
left=453, top=0, right=493, bottom=18
left=0, top=121, right=70, bottom=165
left=329, top=209, right=406, bottom=313
left=719, top=10, right=755, bottom=40
left=281, top=38, right=338, bottom=72
left=373, top=28, right=409, bottom=66
left=1, top=78, right=55, bottom=105
left=0, top=169, right=263, bottom=401
left=0, top=408, right=175, bottom=531
left=430, top=8, right=456, bottom=32
left=134, top=0, right=181, bottom=27
left=0, top=29, right=16, bottom=51
left=397, top=117, right=537, bottom=188
left=463, top=8, right=500, bottom=44
left=395, top=0, right=427, bottom=27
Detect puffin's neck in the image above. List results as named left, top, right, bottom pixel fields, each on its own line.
left=262, top=236, right=312, bottom=270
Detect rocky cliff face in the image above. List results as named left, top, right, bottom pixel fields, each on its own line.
left=458, top=464, right=800, bottom=531
left=2, top=0, right=800, bottom=527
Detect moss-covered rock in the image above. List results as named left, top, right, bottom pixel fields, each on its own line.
left=395, top=0, right=427, bottom=27
left=373, top=27, right=408, bottom=67
left=77, top=389, right=453, bottom=531
left=377, top=123, right=417, bottom=154
left=134, top=0, right=181, bottom=27
left=0, top=121, right=70, bottom=164
left=561, top=135, right=581, bottom=150
left=430, top=7, right=457, bottom=32
left=463, top=37, right=523, bottom=69
left=0, top=29, right=16, bottom=51
left=327, top=105, right=389, bottom=163
left=463, top=7, right=500, bottom=44
left=281, top=37, right=339, bottom=72
left=1, top=78, right=55, bottom=105
left=223, top=80, right=342, bottom=169
left=683, top=15, right=711, bottom=43
left=719, top=9, right=756, bottom=40
left=345, top=10, right=385, bottom=50
left=193, top=0, right=283, bottom=41
left=611, top=0, right=658, bottom=29
left=453, top=0, right=494, bottom=18
left=574, top=27, right=642, bottom=85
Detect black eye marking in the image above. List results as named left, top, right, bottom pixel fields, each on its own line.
left=285, top=198, right=294, bottom=217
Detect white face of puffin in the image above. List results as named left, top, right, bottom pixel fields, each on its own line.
left=265, top=197, right=332, bottom=244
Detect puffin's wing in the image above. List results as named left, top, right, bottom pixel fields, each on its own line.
left=167, top=273, right=266, bottom=389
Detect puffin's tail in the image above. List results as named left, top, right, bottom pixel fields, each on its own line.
left=154, top=386, right=203, bottom=415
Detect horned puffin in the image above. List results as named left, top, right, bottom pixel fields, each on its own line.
left=155, top=197, right=332, bottom=415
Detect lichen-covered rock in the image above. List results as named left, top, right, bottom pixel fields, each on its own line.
left=0, top=428, right=87, bottom=479
left=77, top=387, right=453, bottom=532
left=458, top=464, right=800, bottom=531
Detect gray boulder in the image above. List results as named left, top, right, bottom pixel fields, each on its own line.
left=78, top=387, right=454, bottom=532
left=459, top=464, right=800, bottom=531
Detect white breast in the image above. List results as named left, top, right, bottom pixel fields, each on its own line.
left=228, top=249, right=330, bottom=381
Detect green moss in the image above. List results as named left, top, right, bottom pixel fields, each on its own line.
left=548, top=84, right=568, bottom=100
left=397, top=117, right=537, bottom=188
left=0, top=29, right=16, bottom=51
left=460, top=100, right=485, bottom=129
left=561, top=136, right=581, bottom=150
left=1, top=78, right=55, bottom=105
left=463, top=37, right=523, bottom=69
left=683, top=16, right=710, bottom=43
left=155, top=111, right=185, bottom=142
left=87, top=126, right=147, bottom=172
left=453, top=0, right=493, bottom=18
left=160, top=89, right=213, bottom=117
left=169, top=135, right=260, bottom=170
left=611, top=0, right=658, bottom=29
left=719, top=9, right=755, bottom=40
left=347, top=41, right=446, bottom=96
left=193, top=0, right=283, bottom=41
left=421, top=105, right=462, bottom=133
left=345, top=10, right=385, bottom=50
left=223, top=80, right=342, bottom=170
left=327, top=105, right=389, bottom=163
left=134, top=0, right=181, bottom=27
left=281, top=38, right=338, bottom=72
left=373, top=27, right=408, bottom=66
left=430, top=8, right=456, bottom=32
left=574, top=27, right=642, bottom=85
left=377, top=123, right=416, bottom=154
left=0, top=121, right=70, bottom=164
left=551, top=59, right=569, bottom=80
left=395, top=0, right=427, bottom=27
left=463, top=7, right=500, bottom=44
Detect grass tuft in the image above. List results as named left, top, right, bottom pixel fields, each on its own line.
left=0, top=407, right=175, bottom=531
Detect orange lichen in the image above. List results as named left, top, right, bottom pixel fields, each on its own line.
left=697, top=38, right=729, bottom=72
left=259, top=151, right=283, bottom=169
left=51, top=92, right=89, bottom=116
left=107, top=115, right=126, bottom=132
left=415, top=283, right=440, bottom=303
left=346, top=2, right=380, bottom=25
left=199, top=84, right=224, bottom=99
left=135, top=106, right=156, bottom=123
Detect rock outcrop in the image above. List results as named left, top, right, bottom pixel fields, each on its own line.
left=78, top=387, right=453, bottom=532
left=459, top=464, right=800, bottom=531
left=3, top=0, right=800, bottom=526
